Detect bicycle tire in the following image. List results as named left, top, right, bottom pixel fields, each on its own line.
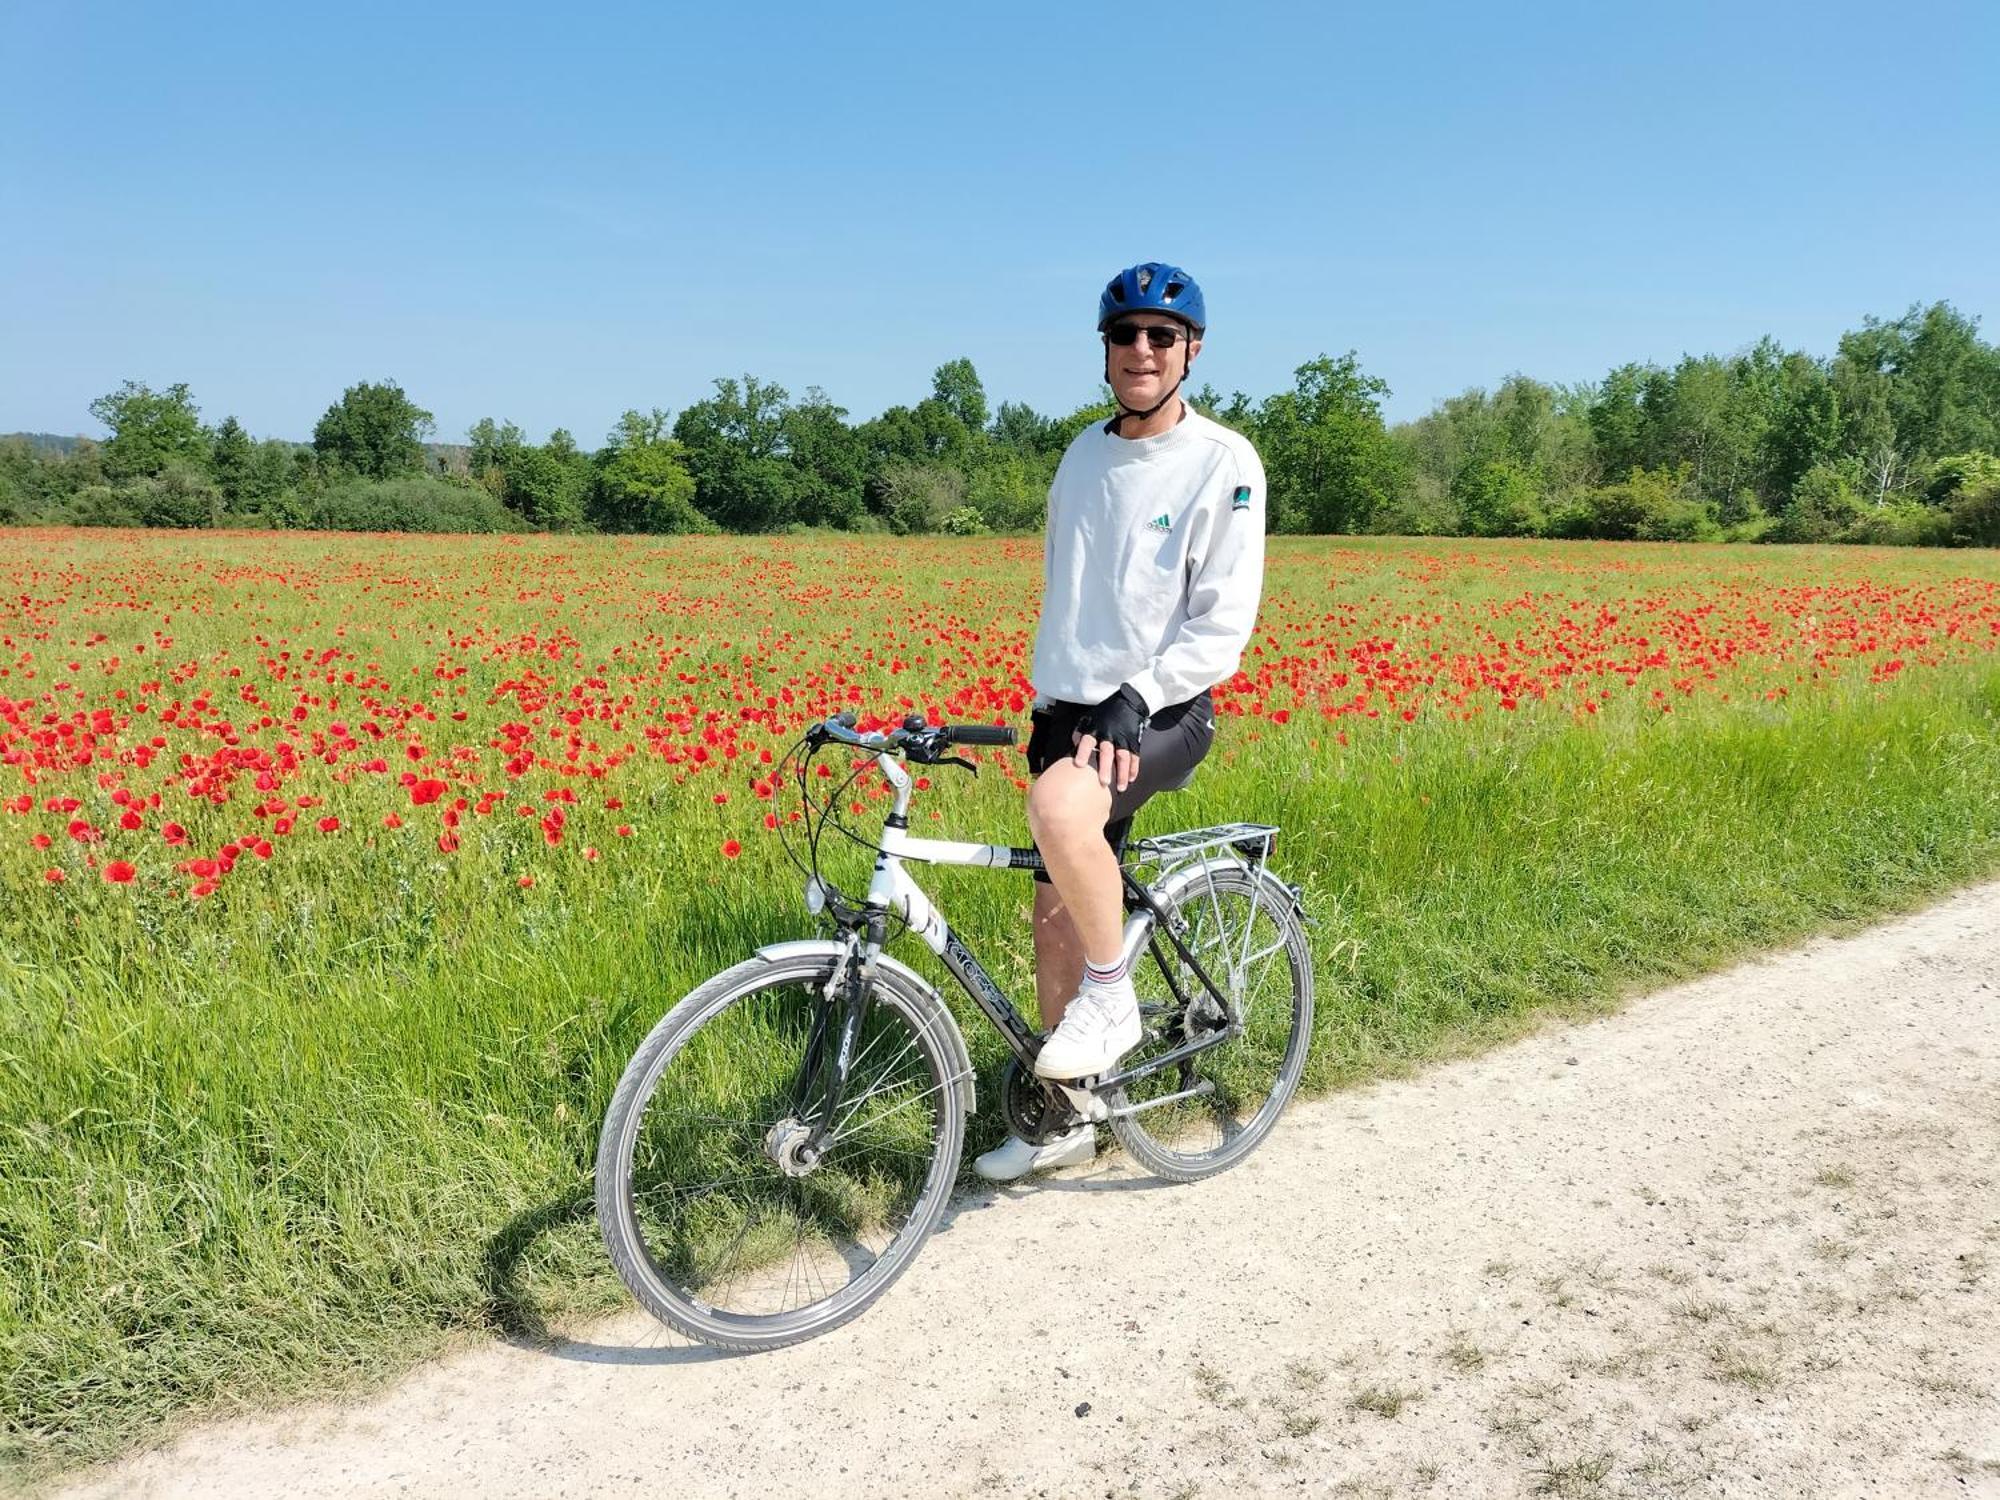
left=1110, top=861, right=1314, bottom=1181
left=596, top=953, right=966, bottom=1350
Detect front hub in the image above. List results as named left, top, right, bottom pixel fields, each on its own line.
left=763, top=1117, right=821, bottom=1177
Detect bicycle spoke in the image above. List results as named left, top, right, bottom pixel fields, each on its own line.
left=604, top=965, right=957, bottom=1331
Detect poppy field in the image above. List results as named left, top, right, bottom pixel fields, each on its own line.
left=5, top=527, right=2000, bottom=1475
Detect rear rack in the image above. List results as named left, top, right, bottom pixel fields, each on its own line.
left=1127, top=822, right=1279, bottom=863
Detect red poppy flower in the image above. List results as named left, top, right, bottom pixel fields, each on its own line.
left=317, top=816, right=340, bottom=833
left=44, top=868, right=65, bottom=884
left=103, top=860, right=137, bottom=883
left=411, top=779, right=446, bottom=806
left=721, top=838, right=742, bottom=859
left=383, top=812, right=403, bottom=829
left=162, top=822, right=188, bottom=845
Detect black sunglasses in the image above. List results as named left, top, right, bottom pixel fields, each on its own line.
left=1105, top=322, right=1192, bottom=349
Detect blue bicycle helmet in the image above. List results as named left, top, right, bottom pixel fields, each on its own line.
left=1098, top=262, right=1206, bottom=334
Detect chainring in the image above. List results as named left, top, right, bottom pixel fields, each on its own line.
left=1000, top=1056, right=1082, bottom=1146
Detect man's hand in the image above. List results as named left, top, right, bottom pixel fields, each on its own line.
left=1071, top=683, right=1150, bottom=794
left=1070, top=727, right=1140, bottom=793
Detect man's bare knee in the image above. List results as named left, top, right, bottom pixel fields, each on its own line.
left=1026, top=765, right=1109, bottom=850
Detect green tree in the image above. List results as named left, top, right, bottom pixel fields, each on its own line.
left=210, top=417, right=255, bottom=507
left=930, top=358, right=989, bottom=435
left=1254, top=355, right=1405, bottom=533
left=590, top=409, right=708, bottom=533
left=782, top=389, right=868, bottom=528
left=1453, top=457, right=1540, bottom=537
left=989, top=400, right=1062, bottom=457
left=1837, top=302, right=2000, bottom=465
left=88, top=381, right=208, bottom=481
left=673, top=376, right=800, bottom=531
left=313, top=380, right=434, bottom=479
left=467, top=418, right=528, bottom=498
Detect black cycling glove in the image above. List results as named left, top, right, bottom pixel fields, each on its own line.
left=1077, top=683, right=1151, bottom=755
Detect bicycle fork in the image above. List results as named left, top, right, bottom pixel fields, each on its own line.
left=770, top=928, right=876, bottom=1174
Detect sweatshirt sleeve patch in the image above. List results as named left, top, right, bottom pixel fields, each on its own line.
left=1231, top=485, right=1252, bottom=512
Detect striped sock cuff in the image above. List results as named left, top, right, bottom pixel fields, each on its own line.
left=1083, top=955, right=1130, bottom=987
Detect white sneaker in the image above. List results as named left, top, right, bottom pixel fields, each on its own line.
left=1033, top=979, right=1142, bottom=1079
left=972, top=1125, right=1095, bottom=1182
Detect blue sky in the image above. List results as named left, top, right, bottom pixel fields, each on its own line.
left=4, top=1, right=1996, bottom=444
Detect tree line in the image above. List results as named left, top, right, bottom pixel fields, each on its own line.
left=3, top=300, right=1995, bottom=545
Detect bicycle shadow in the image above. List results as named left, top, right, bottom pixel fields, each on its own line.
left=481, top=1191, right=738, bottom=1367
left=932, top=1155, right=1186, bottom=1238
left=483, top=1160, right=1181, bottom=1366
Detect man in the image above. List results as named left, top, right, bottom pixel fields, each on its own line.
left=974, top=261, right=1268, bottom=1183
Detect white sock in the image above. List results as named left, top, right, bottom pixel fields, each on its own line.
left=1083, top=955, right=1130, bottom=987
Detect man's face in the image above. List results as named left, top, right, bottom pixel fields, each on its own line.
left=1103, top=316, right=1200, bottom=412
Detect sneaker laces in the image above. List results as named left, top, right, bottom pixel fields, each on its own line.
left=1062, top=980, right=1135, bottom=1037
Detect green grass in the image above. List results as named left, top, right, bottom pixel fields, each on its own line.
left=2, top=530, right=1998, bottom=1482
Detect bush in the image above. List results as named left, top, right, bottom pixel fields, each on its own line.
left=1774, top=462, right=1864, bottom=543
left=1634, top=495, right=1719, bottom=542
left=1368, top=478, right=1463, bottom=536
left=874, top=462, right=966, bottom=535
left=937, top=505, right=989, bottom=537
left=1540, top=467, right=1709, bottom=541
left=1840, top=503, right=1952, bottom=547
left=964, top=455, right=1049, bottom=532
left=62, top=485, right=142, bottom=528
left=1946, top=474, right=2000, bottom=548
left=132, top=465, right=220, bottom=529
left=1923, top=452, right=2000, bottom=506
left=306, top=476, right=527, bottom=534
left=1452, top=458, right=1542, bottom=537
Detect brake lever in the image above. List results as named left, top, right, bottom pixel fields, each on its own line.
left=939, top=754, right=978, bottom=777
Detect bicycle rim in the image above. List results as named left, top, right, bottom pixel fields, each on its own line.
left=597, top=958, right=963, bottom=1347
left=1111, top=864, right=1313, bottom=1180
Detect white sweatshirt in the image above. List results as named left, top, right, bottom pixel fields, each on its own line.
left=1030, top=406, right=1268, bottom=714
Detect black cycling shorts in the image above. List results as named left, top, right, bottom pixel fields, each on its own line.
left=1024, top=689, right=1216, bottom=882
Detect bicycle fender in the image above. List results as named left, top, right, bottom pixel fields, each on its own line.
left=751, top=939, right=977, bottom=1114
left=1150, top=857, right=1311, bottom=928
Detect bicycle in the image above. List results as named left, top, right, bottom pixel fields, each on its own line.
left=595, top=710, right=1315, bottom=1350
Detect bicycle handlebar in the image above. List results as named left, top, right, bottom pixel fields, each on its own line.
left=946, top=723, right=1016, bottom=747
left=815, top=712, right=1018, bottom=755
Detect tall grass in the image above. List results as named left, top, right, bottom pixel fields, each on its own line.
left=1, top=530, right=1997, bottom=1480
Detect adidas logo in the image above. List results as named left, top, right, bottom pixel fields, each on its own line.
left=1146, top=513, right=1172, bottom=533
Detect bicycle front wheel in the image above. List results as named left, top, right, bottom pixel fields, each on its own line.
left=595, top=953, right=966, bottom=1350
left=1110, top=862, right=1314, bottom=1181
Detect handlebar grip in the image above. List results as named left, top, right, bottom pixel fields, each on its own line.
left=947, top=723, right=1017, bottom=747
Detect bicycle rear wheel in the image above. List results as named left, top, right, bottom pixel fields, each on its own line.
left=1110, top=862, right=1314, bottom=1181
left=595, top=953, right=966, bottom=1350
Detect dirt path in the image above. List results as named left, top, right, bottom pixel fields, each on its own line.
left=57, top=885, right=2000, bottom=1500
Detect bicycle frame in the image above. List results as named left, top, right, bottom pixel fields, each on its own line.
left=794, top=742, right=1270, bottom=1154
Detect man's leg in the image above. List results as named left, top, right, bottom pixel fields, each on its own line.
left=1025, top=759, right=1128, bottom=979
left=1031, top=878, right=1087, bottom=1031
left=1025, top=760, right=1143, bottom=1079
